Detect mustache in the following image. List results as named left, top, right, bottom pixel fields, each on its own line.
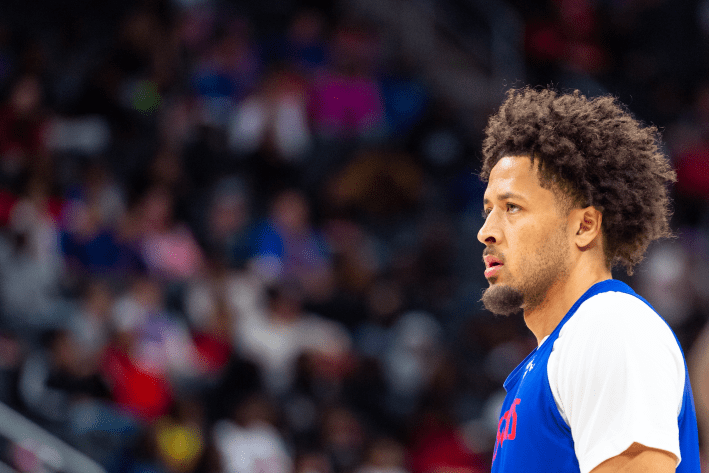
left=482, top=247, right=505, bottom=262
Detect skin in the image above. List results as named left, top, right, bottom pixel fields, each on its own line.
left=478, top=155, right=677, bottom=473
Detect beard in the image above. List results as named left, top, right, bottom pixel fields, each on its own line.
left=481, top=284, right=524, bottom=316
left=481, top=223, right=570, bottom=317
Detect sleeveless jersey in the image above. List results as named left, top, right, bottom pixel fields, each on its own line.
left=490, top=279, right=700, bottom=473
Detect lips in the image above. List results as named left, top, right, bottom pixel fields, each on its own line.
left=484, top=254, right=504, bottom=279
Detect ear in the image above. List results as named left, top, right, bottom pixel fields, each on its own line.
left=572, top=206, right=603, bottom=250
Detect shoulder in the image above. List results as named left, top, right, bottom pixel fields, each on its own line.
left=559, top=290, right=678, bottom=348
left=548, top=288, right=685, bottom=417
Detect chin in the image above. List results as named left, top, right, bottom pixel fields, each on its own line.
left=481, top=283, right=524, bottom=317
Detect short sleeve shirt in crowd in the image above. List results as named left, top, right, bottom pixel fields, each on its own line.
left=491, top=279, right=700, bottom=473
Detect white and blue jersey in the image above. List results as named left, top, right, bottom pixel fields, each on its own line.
left=491, top=279, right=700, bottom=473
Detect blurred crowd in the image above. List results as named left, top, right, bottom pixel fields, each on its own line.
left=0, top=0, right=708, bottom=472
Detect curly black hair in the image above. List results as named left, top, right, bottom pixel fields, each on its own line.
left=480, top=87, right=676, bottom=274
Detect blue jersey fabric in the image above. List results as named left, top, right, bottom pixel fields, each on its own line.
left=490, top=279, right=700, bottom=473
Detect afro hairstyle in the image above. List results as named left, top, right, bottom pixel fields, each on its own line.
left=480, top=87, right=676, bottom=274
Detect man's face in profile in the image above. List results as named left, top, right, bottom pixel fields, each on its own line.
left=478, top=156, right=573, bottom=316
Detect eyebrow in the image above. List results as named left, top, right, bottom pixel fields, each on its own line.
left=483, top=192, right=527, bottom=206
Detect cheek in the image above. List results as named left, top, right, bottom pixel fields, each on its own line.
left=505, top=227, right=543, bottom=271
left=508, top=224, right=532, bottom=248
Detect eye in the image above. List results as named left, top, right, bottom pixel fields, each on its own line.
left=506, top=203, right=520, bottom=213
left=482, top=207, right=492, bottom=219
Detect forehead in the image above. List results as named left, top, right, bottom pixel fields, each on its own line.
left=484, top=156, right=555, bottom=204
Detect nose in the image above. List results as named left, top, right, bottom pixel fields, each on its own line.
left=477, top=210, right=501, bottom=245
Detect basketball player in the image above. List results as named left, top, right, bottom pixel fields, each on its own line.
left=478, top=88, right=701, bottom=473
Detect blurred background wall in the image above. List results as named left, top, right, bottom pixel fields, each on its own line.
left=0, top=0, right=707, bottom=472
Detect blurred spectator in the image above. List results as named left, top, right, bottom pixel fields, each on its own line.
left=101, top=335, right=173, bottom=422
left=0, top=178, right=68, bottom=334
left=228, top=65, right=312, bottom=162
left=356, top=307, right=443, bottom=420
left=634, top=240, right=695, bottom=328
left=250, top=188, right=334, bottom=302
left=309, top=23, right=385, bottom=139
left=183, top=253, right=268, bottom=391
left=0, top=74, right=50, bottom=191
left=191, top=16, right=261, bottom=127
left=314, top=218, right=380, bottom=329
left=67, top=280, right=114, bottom=366
left=356, top=278, right=405, bottom=360
left=138, top=185, right=205, bottom=282
left=60, top=162, right=145, bottom=280
left=213, top=394, right=292, bottom=473
left=240, top=280, right=352, bottom=397
left=68, top=161, right=126, bottom=227
left=199, top=176, right=254, bottom=268
left=103, top=276, right=197, bottom=420
left=18, top=329, right=109, bottom=424
left=182, top=257, right=236, bottom=381
left=382, top=312, right=443, bottom=415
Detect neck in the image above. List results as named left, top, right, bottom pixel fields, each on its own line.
left=523, top=259, right=612, bottom=345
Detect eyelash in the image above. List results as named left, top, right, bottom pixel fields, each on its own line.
left=482, top=203, right=520, bottom=219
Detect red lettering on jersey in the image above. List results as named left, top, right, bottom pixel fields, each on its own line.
left=492, top=398, right=521, bottom=462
